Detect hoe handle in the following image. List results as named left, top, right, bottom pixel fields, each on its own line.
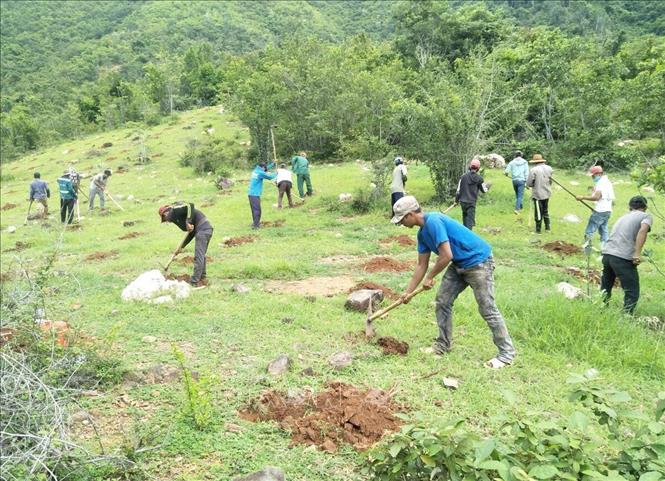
left=368, top=286, right=425, bottom=321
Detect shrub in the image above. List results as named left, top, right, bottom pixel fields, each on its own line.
left=179, top=137, right=248, bottom=174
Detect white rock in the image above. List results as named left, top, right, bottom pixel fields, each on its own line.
left=338, top=193, right=352, bottom=202
left=127, top=194, right=135, bottom=201
left=556, top=282, right=583, bottom=299
left=121, top=270, right=191, bottom=303
left=328, top=351, right=353, bottom=370
left=142, top=336, right=158, bottom=343
left=563, top=214, right=581, bottom=223
left=569, top=181, right=580, bottom=186
left=642, top=186, right=655, bottom=193
left=442, top=377, right=460, bottom=390
left=6, top=226, right=17, bottom=233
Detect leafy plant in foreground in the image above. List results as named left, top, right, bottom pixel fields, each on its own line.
left=172, top=344, right=214, bottom=430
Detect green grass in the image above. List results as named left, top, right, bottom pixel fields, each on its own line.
left=1, top=107, right=664, bottom=480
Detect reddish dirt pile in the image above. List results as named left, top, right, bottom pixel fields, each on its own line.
left=543, top=241, right=581, bottom=255
left=166, top=274, right=208, bottom=286
left=349, top=282, right=398, bottom=299
left=85, top=250, right=118, bottom=261
left=240, top=381, right=403, bottom=452
left=1, top=203, right=17, bottom=211
left=176, top=255, right=213, bottom=265
left=379, top=235, right=415, bottom=247
left=261, top=219, right=286, bottom=228
left=565, top=266, right=619, bottom=287
left=3, top=241, right=32, bottom=253
left=222, top=235, right=257, bottom=247
left=118, top=231, right=143, bottom=240
left=362, top=256, right=412, bottom=273
left=377, top=336, right=409, bottom=355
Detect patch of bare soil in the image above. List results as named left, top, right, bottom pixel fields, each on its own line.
left=3, top=241, right=32, bottom=253
left=0, top=272, right=14, bottom=283
left=118, top=231, right=143, bottom=240
left=261, top=219, right=286, bottom=228
left=222, top=235, right=256, bottom=247
left=349, top=282, right=398, bottom=300
left=1, top=203, right=17, bottom=211
left=565, top=266, right=619, bottom=287
left=166, top=274, right=208, bottom=286
left=377, top=336, right=409, bottom=355
left=362, top=256, right=412, bottom=273
left=543, top=241, right=581, bottom=255
left=265, top=276, right=357, bottom=297
left=116, top=166, right=129, bottom=173
left=479, top=226, right=502, bottom=235
left=379, top=235, right=415, bottom=247
left=319, top=255, right=359, bottom=265
left=85, top=250, right=118, bottom=261
left=175, top=255, right=213, bottom=265
left=240, top=381, right=403, bottom=452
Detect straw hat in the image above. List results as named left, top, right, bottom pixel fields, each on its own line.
left=529, top=154, right=546, bottom=164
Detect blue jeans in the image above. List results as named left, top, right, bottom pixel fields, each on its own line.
left=434, top=257, right=516, bottom=363
left=512, top=180, right=525, bottom=210
left=584, top=211, right=611, bottom=243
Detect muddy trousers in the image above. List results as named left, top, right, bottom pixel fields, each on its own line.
left=35, top=198, right=49, bottom=216
left=248, top=195, right=261, bottom=228
left=277, top=181, right=293, bottom=208
left=191, top=225, right=213, bottom=284
left=60, top=199, right=75, bottom=224
left=460, top=202, right=476, bottom=230
left=434, top=258, right=516, bottom=364
left=533, top=198, right=550, bottom=232
left=601, top=254, right=639, bottom=314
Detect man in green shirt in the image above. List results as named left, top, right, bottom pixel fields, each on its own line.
left=291, top=151, right=313, bottom=198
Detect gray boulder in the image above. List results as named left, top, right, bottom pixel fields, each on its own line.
left=233, top=467, right=285, bottom=481
left=267, top=354, right=291, bottom=376
left=344, top=289, right=383, bottom=312
left=328, top=351, right=353, bottom=370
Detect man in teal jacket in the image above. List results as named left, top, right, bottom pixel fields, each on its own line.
left=248, top=162, right=276, bottom=229
left=291, top=151, right=313, bottom=198
left=57, top=171, right=77, bottom=224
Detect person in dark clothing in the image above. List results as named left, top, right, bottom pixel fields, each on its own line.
left=57, top=171, right=77, bottom=224
left=159, top=202, right=214, bottom=286
left=455, top=159, right=490, bottom=230
left=29, top=172, right=50, bottom=217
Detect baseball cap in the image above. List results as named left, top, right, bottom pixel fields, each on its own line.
left=588, top=166, right=603, bottom=176
left=391, top=195, right=420, bottom=224
left=158, top=205, right=171, bottom=222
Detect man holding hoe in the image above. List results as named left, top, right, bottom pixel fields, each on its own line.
left=391, top=195, right=516, bottom=368
left=159, top=202, right=214, bottom=287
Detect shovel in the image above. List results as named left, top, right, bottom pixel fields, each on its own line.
left=365, top=286, right=425, bottom=338
left=161, top=234, right=190, bottom=273
left=441, top=202, right=457, bottom=214
left=23, top=200, right=33, bottom=225
left=104, top=190, right=125, bottom=211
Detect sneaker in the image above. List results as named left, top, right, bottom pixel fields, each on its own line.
left=432, top=342, right=450, bottom=355
left=514, top=210, right=520, bottom=215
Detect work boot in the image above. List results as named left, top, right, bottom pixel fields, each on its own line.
left=432, top=342, right=450, bottom=355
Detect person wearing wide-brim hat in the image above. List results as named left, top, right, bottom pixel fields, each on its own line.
left=526, top=154, right=553, bottom=233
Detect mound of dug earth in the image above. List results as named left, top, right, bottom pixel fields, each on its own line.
left=543, top=241, right=581, bottom=255
left=240, top=381, right=403, bottom=452
left=222, top=235, right=256, bottom=247
left=377, top=336, right=409, bottom=355
left=261, top=219, right=285, bottom=228
left=166, top=274, right=209, bottom=286
left=118, top=231, right=143, bottom=240
left=349, top=282, right=398, bottom=300
left=362, top=256, right=412, bottom=273
left=1, top=203, right=17, bottom=211
left=85, top=250, right=118, bottom=261
left=379, top=235, right=415, bottom=247
left=176, top=255, right=213, bottom=265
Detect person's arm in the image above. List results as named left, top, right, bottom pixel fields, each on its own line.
left=455, top=178, right=462, bottom=202
left=504, top=162, right=512, bottom=177
left=576, top=189, right=601, bottom=202
left=526, top=170, right=534, bottom=188
left=260, top=171, right=277, bottom=180
left=422, top=241, right=453, bottom=288
left=401, top=165, right=407, bottom=184
left=402, top=252, right=431, bottom=303
left=632, top=223, right=651, bottom=265
left=46, top=184, right=50, bottom=198
left=187, top=203, right=195, bottom=227
left=29, top=184, right=35, bottom=201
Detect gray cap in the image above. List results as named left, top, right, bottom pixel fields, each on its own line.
left=391, top=195, right=420, bottom=224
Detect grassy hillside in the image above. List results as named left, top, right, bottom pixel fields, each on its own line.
left=1, top=107, right=663, bottom=480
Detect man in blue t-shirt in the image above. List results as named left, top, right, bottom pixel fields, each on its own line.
left=391, top=195, right=516, bottom=368
left=248, top=162, right=277, bottom=229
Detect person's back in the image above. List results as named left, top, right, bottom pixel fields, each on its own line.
left=291, top=155, right=309, bottom=174
left=30, top=179, right=49, bottom=200
left=456, top=170, right=485, bottom=204
left=391, top=163, right=408, bottom=194
left=593, top=175, right=615, bottom=213
left=603, top=210, right=652, bottom=260
left=505, top=156, right=528, bottom=182
left=275, top=168, right=292, bottom=184
left=57, top=175, right=75, bottom=200
left=527, top=164, right=553, bottom=200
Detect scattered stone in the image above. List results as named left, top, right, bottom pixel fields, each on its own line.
left=231, top=283, right=251, bottom=294
left=6, top=226, right=17, bottom=233
left=300, top=367, right=316, bottom=376
left=442, top=377, right=460, bottom=390
left=281, top=317, right=294, bottom=324
left=345, top=289, right=384, bottom=312
left=338, top=193, right=352, bottom=202
left=267, top=355, right=291, bottom=376
left=563, top=214, right=581, bottom=223
left=556, top=282, right=584, bottom=299
left=224, top=422, right=243, bottom=434
left=641, top=186, right=655, bottom=193
left=122, top=220, right=135, bottom=227
left=305, top=295, right=316, bottom=303
left=142, top=335, right=157, bottom=343
left=232, top=467, right=285, bottom=481
left=328, top=351, right=353, bottom=370
left=101, top=142, right=113, bottom=148
left=70, top=410, right=91, bottom=424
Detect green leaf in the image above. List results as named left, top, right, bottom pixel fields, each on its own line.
left=609, top=391, right=632, bottom=403
left=656, top=398, right=665, bottom=421
left=389, top=442, right=403, bottom=458
left=501, top=389, right=518, bottom=405
left=475, top=439, right=496, bottom=464
left=479, top=460, right=504, bottom=471
left=569, top=411, right=589, bottom=431
left=639, top=472, right=663, bottom=481
left=420, top=454, right=436, bottom=467
left=529, top=465, right=559, bottom=479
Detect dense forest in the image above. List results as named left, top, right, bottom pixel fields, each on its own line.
left=1, top=0, right=664, bottom=195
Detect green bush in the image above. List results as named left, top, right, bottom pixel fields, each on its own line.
left=179, top=137, right=248, bottom=174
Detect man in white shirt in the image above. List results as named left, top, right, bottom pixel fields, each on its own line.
left=275, top=163, right=294, bottom=208
left=390, top=156, right=408, bottom=214
left=576, top=165, right=615, bottom=250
